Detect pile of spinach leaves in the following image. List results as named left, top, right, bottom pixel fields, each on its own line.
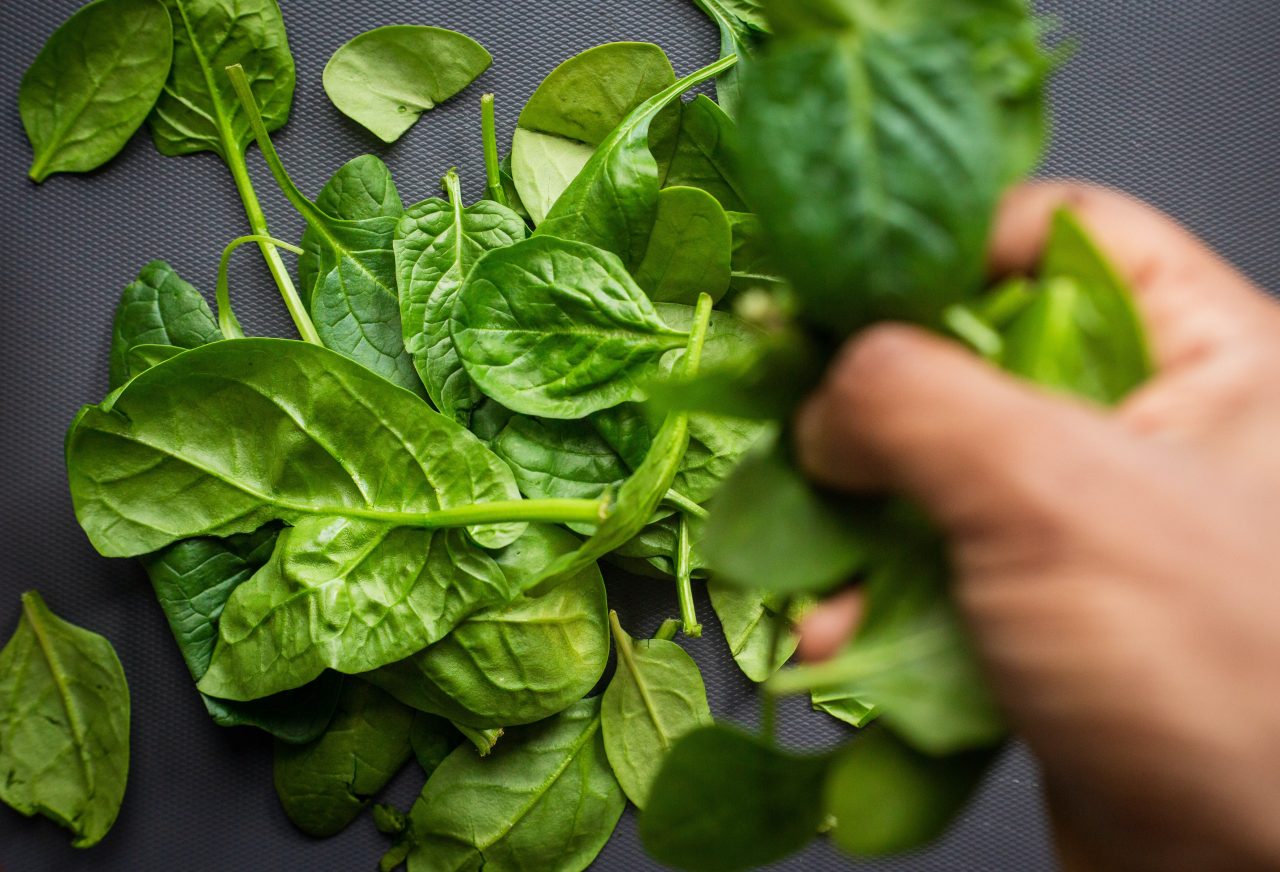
left=10, top=0, right=1154, bottom=868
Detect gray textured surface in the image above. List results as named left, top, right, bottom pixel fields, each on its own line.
left=1, top=1, right=1276, bottom=870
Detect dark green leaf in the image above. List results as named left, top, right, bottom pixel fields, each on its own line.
left=452, top=236, right=688, bottom=418
left=108, top=260, right=222, bottom=389
left=409, top=713, right=462, bottom=777
left=634, top=186, right=733, bottom=305
left=323, top=26, right=491, bottom=143
left=489, top=415, right=629, bottom=502
left=273, top=680, right=414, bottom=838
left=395, top=171, right=527, bottom=422
left=0, top=592, right=129, bottom=848
left=602, top=613, right=712, bottom=807
left=405, top=698, right=624, bottom=872
left=20, top=0, right=172, bottom=182
left=664, top=96, right=749, bottom=211
left=641, top=725, right=829, bottom=872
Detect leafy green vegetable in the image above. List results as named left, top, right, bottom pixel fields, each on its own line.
left=108, top=261, right=222, bottom=390
left=535, top=54, right=738, bottom=269
left=511, top=42, right=678, bottom=225
left=688, top=0, right=769, bottom=118
left=489, top=414, right=629, bottom=502
left=824, top=729, right=997, bottom=855
left=273, top=680, right=414, bottom=837
left=601, top=613, right=712, bottom=807
left=664, top=95, right=749, bottom=212
left=323, top=26, right=492, bottom=143
left=634, top=186, right=733, bottom=305
left=0, top=592, right=129, bottom=848
left=368, top=526, right=609, bottom=729
left=395, top=169, right=527, bottom=422
left=640, top=725, right=830, bottom=872
left=409, top=713, right=462, bottom=777
left=404, top=698, right=624, bottom=872
left=20, top=0, right=172, bottom=182
left=452, top=236, right=689, bottom=418
left=707, top=582, right=802, bottom=682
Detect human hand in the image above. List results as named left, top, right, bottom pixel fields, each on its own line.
left=792, top=182, right=1280, bottom=872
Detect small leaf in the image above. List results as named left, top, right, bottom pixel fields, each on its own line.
left=634, top=186, right=733, bottom=305
left=108, top=260, right=222, bottom=389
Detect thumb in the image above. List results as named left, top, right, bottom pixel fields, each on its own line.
left=794, top=325, right=1123, bottom=539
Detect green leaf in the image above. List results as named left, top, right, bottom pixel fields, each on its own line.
left=535, top=55, right=738, bottom=269
left=707, top=582, right=802, bottom=682
left=490, top=415, right=629, bottom=502
left=67, top=338, right=527, bottom=560
left=323, top=26, right=492, bottom=144
left=0, top=592, right=129, bottom=848
left=634, top=186, right=733, bottom=305
left=811, top=686, right=877, bottom=729
left=409, top=713, right=462, bottom=777
left=148, top=0, right=295, bottom=161
left=640, top=725, right=829, bottom=872
left=664, top=95, right=749, bottom=211
left=141, top=529, right=344, bottom=743
left=738, top=24, right=1006, bottom=333
left=825, top=729, right=997, bottom=855
left=1002, top=209, right=1153, bottom=405
left=367, top=526, right=609, bottom=729
left=512, top=42, right=679, bottom=225
left=601, top=613, right=712, bottom=807
left=688, top=0, right=769, bottom=117
left=395, top=170, right=528, bottom=422
left=108, top=261, right=222, bottom=389
left=20, top=0, right=172, bottom=182
left=273, top=680, right=414, bottom=838
left=405, top=698, right=625, bottom=872
left=452, top=236, right=689, bottom=418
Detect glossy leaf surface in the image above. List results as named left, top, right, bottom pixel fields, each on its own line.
left=108, top=261, right=222, bottom=390
left=634, top=186, right=733, bottom=305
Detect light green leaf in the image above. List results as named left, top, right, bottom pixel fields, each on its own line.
left=634, top=186, right=733, bottom=305
left=689, top=0, right=769, bottom=117
left=108, top=260, right=222, bottom=389
left=707, top=582, right=803, bottom=682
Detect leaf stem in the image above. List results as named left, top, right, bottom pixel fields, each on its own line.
left=683, top=293, right=715, bottom=378
left=654, top=619, right=681, bottom=642
left=334, top=497, right=607, bottom=530
left=217, top=235, right=315, bottom=342
left=480, top=93, right=506, bottom=206
left=675, top=514, right=702, bottom=638
left=663, top=489, right=707, bottom=519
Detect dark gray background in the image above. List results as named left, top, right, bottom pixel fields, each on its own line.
left=2, top=1, right=1277, bottom=870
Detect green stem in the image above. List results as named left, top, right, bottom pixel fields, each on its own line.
left=683, top=293, right=715, bottom=377
left=654, top=619, right=681, bottom=642
left=480, top=93, right=507, bottom=206
left=334, top=497, right=606, bottom=530
left=675, top=514, right=702, bottom=638
left=217, top=235, right=313, bottom=342
left=663, top=490, right=707, bottom=519
left=942, top=304, right=1003, bottom=361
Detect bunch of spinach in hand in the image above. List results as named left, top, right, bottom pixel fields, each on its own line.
left=18, top=0, right=1152, bottom=868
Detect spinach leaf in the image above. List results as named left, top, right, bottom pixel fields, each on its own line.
left=323, top=26, right=491, bottom=143
left=404, top=698, right=624, bottom=872
left=199, top=522, right=512, bottom=700
left=824, top=729, right=997, bottom=856
left=688, top=0, right=769, bottom=118
left=0, top=592, right=129, bottom=848
left=707, top=582, right=802, bottom=682
left=640, top=725, right=830, bottom=872
left=410, top=713, right=462, bottom=777
left=108, top=260, right=222, bottom=389
left=811, top=686, right=877, bottom=729
left=535, top=55, right=738, bottom=269
left=452, top=236, right=689, bottom=418
left=489, top=415, right=629, bottom=502
left=601, top=613, right=713, bottom=807
left=228, top=74, right=423, bottom=393
left=368, top=526, right=608, bottom=729
left=20, top=0, right=172, bottom=182
left=273, top=679, right=414, bottom=838
left=726, top=211, right=782, bottom=290
left=664, top=95, right=749, bottom=212
left=67, top=338, right=527, bottom=560
left=737, top=20, right=1007, bottom=333
left=395, top=170, right=528, bottom=422
left=634, top=186, right=733, bottom=305
left=512, top=42, right=679, bottom=225
left=141, top=529, right=344, bottom=743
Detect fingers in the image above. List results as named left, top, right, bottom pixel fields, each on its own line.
left=794, top=324, right=1121, bottom=538
left=992, top=181, right=1271, bottom=370
left=796, top=586, right=864, bottom=662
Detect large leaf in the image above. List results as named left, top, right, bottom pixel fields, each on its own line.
left=273, top=680, right=414, bottom=838
left=535, top=55, right=737, bottom=269
left=323, top=26, right=491, bottom=143
left=601, top=614, right=712, bottom=807
left=405, top=698, right=624, bottom=872
left=512, top=42, right=678, bottom=225
left=452, top=236, right=689, bottom=418
left=20, top=0, right=172, bottom=182
left=368, top=526, right=609, bottom=729
left=395, top=170, right=528, bottom=422
left=641, top=725, right=830, bottom=872
left=148, top=0, right=295, bottom=160
left=108, top=260, right=222, bottom=390
left=0, top=592, right=129, bottom=848
left=66, top=338, right=526, bottom=559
